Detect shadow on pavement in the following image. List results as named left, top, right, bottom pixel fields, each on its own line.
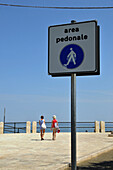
left=78, top=161, right=113, bottom=169
left=31, top=139, right=52, bottom=141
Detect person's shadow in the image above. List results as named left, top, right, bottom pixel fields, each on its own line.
left=31, top=139, right=52, bottom=141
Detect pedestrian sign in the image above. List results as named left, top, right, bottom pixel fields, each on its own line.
left=48, top=20, right=100, bottom=170
left=60, top=44, right=84, bottom=69
left=48, top=20, right=100, bottom=76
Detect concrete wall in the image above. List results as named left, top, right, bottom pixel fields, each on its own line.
left=100, top=121, right=105, bottom=133
left=95, top=121, right=99, bottom=133
left=26, top=121, right=31, bottom=133
left=0, top=122, right=4, bottom=134
left=32, top=121, right=37, bottom=133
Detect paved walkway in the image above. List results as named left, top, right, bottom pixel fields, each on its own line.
left=0, top=133, right=113, bottom=170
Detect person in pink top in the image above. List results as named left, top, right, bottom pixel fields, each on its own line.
left=51, top=115, right=58, bottom=140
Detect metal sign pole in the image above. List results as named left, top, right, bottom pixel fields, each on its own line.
left=71, top=73, right=76, bottom=170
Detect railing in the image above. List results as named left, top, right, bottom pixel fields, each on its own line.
left=37, top=121, right=95, bottom=133
left=3, top=121, right=95, bottom=133
left=4, top=122, right=26, bottom=133
left=3, top=121, right=113, bottom=134
left=105, top=122, right=113, bottom=132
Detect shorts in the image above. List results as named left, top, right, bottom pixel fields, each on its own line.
left=53, top=128, right=57, bottom=131
left=40, top=127, right=45, bottom=131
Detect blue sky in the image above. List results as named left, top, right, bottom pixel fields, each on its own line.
left=0, top=0, right=113, bottom=122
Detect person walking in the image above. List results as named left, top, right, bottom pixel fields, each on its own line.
left=51, top=115, right=58, bottom=140
left=39, top=115, right=46, bottom=140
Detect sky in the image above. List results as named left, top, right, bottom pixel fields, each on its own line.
left=0, top=0, right=113, bottom=123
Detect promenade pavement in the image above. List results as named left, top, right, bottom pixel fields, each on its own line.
left=0, top=132, right=113, bottom=170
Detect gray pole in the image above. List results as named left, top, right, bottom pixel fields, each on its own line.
left=71, top=20, right=77, bottom=170
left=71, top=73, right=76, bottom=170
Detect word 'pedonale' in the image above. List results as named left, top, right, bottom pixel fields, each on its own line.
left=56, top=34, right=88, bottom=44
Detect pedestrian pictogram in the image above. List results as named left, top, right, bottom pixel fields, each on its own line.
left=60, top=44, right=84, bottom=69
left=64, top=48, right=76, bottom=66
